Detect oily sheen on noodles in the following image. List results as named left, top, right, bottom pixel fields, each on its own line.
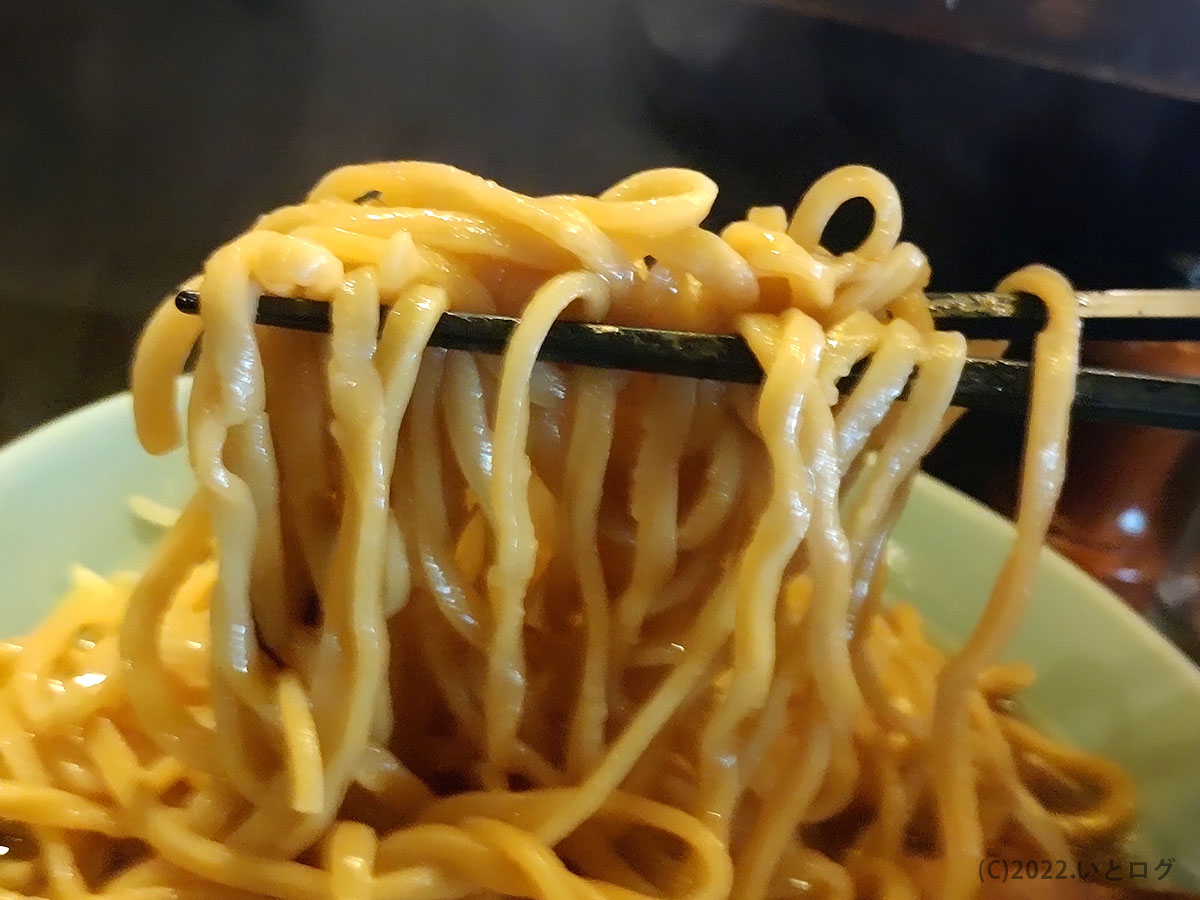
left=0, top=163, right=1133, bottom=900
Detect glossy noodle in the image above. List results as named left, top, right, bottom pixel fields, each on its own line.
left=0, top=163, right=1134, bottom=900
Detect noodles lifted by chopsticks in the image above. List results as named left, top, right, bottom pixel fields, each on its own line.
left=0, top=162, right=1133, bottom=900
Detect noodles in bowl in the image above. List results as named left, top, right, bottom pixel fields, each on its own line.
left=0, top=163, right=1134, bottom=900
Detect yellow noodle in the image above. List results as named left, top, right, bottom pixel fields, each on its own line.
left=0, top=162, right=1126, bottom=900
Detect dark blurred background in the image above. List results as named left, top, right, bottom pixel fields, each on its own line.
left=5, top=0, right=1200, bottom=615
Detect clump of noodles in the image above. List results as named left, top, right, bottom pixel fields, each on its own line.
left=0, top=162, right=1133, bottom=900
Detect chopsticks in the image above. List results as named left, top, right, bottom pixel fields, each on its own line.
left=174, top=290, right=1200, bottom=432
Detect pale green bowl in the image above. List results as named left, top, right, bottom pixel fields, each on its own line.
left=1, top=389, right=1198, bottom=886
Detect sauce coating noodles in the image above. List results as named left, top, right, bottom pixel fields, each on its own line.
left=0, top=163, right=1133, bottom=900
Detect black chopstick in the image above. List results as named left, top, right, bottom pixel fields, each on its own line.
left=176, top=291, right=765, bottom=380
left=954, top=360, right=1200, bottom=431
left=926, top=289, right=1200, bottom=341
left=175, top=290, right=1200, bottom=342
left=174, top=291, right=1200, bottom=431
